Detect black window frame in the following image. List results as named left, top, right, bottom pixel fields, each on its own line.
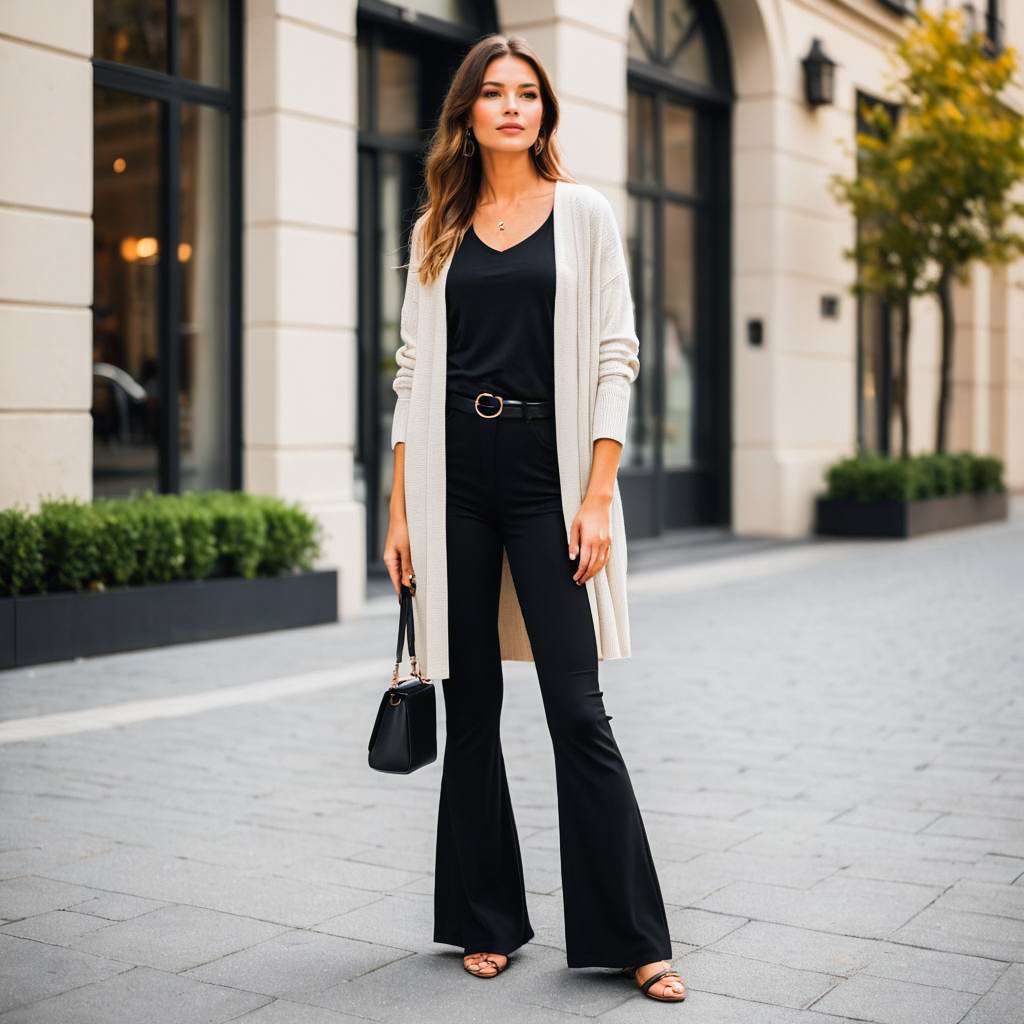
left=92, top=0, right=244, bottom=494
left=625, top=0, right=734, bottom=531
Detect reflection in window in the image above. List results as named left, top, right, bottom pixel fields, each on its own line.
left=94, top=0, right=167, bottom=73
left=377, top=50, right=422, bottom=135
left=92, top=88, right=162, bottom=497
left=662, top=100, right=696, bottom=195
left=629, top=0, right=714, bottom=88
left=662, top=203, right=696, bottom=468
left=179, top=0, right=230, bottom=87
left=628, top=90, right=657, bottom=185
left=626, top=196, right=656, bottom=469
left=180, top=102, right=231, bottom=490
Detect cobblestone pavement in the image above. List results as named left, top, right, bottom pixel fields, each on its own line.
left=1, top=500, right=1022, bottom=1023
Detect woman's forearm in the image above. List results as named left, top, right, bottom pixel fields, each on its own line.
left=584, top=438, right=622, bottom=505
left=390, top=442, right=408, bottom=520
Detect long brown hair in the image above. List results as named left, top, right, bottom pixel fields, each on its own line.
left=407, top=34, right=576, bottom=285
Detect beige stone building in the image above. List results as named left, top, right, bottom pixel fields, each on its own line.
left=2, top=0, right=1021, bottom=619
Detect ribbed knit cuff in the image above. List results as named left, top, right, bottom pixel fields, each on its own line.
left=391, top=396, right=411, bottom=450
left=592, top=381, right=630, bottom=446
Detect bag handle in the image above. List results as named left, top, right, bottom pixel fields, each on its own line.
left=392, top=576, right=425, bottom=684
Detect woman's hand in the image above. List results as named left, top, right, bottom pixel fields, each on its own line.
left=383, top=513, right=414, bottom=596
left=568, top=492, right=612, bottom=585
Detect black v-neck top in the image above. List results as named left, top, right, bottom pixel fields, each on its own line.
left=445, top=206, right=556, bottom=403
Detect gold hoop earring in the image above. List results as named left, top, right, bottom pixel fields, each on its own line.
left=534, top=134, right=545, bottom=155
left=463, top=129, right=476, bottom=157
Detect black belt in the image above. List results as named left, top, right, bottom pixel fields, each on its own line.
left=447, top=390, right=554, bottom=420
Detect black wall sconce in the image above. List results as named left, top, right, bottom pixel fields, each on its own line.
left=802, top=38, right=837, bottom=108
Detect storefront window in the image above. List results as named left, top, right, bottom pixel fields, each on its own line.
left=92, top=89, right=163, bottom=496
left=92, top=0, right=240, bottom=496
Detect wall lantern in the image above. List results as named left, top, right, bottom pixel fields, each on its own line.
left=802, top=38, right=837, bottom=108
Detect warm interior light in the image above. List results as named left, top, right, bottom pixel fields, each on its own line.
left=178, top=242, right=192, bottom=261
left=120, top=237, right=138, bottom=261
left=113, top=157, right=126, bottom=173
left=135, top=237, right=159, bottom=259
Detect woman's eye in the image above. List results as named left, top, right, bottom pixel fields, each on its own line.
left=482, top=90, right=538, bottom=99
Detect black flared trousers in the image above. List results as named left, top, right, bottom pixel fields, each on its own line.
left=432, top=396, right=673, bottom=969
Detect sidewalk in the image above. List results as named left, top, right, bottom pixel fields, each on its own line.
left=1, top=502, right=1022, bottom=1022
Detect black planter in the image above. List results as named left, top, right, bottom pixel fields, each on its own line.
left=815, top=491, right=1009, bottom=539
left=0, top=570, right=338, bottom=670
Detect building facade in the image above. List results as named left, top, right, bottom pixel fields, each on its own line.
left=2, top=0, right=1021, bottom=619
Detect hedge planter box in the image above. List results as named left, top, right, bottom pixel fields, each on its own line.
left=815, top=491, right=1008, bottom=539
left=0, top=570, right=338, bottom=670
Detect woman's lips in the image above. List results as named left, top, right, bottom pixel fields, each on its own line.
left=498, top=126, right=524, bottom=132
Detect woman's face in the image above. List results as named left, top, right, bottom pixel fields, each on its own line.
left=466, top=54, right=545, bottom=155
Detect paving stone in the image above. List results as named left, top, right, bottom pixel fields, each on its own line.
left=670, top=947, right=838, bottom=1008
left=858, top=942, right=1007, bottom=995
left=38, top=846, right=395, bottom=928
left=889, top=905, right=1024, bottom=961
left=0, top=934, right=131, bottom=1014
left=0, top=964, right=270, bottom=1023
left=666, top=907, right=749, bottom=947
left=959, top=963, right=1024, bottom=1024
left=67, top=903, right=289, bottom=972
left=0, top=910, right=115, bottom=945
left=66, top=892, right=169, bottom=921
left=962, top=854, right=1024, bottom=885
left=934, top=879, right=1024, bottom=920
left=228, top=998, right=375, bottom=1023
left=182, top=930, right=413, bottom=1001
left=0, top=877, right=104, bottom=922
left=693, top=875, right=944, bottom=939
left=708, top=920, right=878, bottom=974
left=313, top=894, right=434, bottom=952
left=809, top=972, right=979, bottom=1024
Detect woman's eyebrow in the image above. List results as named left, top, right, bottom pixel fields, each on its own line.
left=481, top=80, right=539, bottom=88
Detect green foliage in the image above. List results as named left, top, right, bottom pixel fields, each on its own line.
left=35, top=499, right=100, bottom=592
left=830, top=10, right=1024, bottom=454
left=92, top=498, right=141, bottom=588
left=195, top=491, right=267, bottom=580
left=823, top=451, right=1005, bottom=502
left=0, top=492, right=322, bottom=598
left=252, top=496, right=322, bottom=575
left=0, top=508, right=44, bottom=597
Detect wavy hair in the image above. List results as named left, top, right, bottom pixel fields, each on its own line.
left=406, top=34, right=576, bottom=285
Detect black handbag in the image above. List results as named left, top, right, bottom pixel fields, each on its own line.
left=367, top=575, right=437, bottom=774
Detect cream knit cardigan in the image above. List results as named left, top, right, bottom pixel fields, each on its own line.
left=390, top=179, right=640, bottom=682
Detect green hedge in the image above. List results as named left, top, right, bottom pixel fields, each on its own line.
left=823, top=452, right=1006, bottom=503
left=0, top=492, right=322, bottom=598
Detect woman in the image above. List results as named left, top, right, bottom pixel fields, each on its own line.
left=382, top=33, right=686, bottom=1004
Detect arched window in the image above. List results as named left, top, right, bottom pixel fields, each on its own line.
left=629, top=0, right=730, bottom=95
left=624, top=0, right=732, bottom=534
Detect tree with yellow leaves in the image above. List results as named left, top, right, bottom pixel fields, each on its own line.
left=833, top=9, right=1024, bottom=455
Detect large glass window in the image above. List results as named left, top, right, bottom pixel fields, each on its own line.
left=625, top=0, right=731, bottom=531
left=92, top=0, right=240, bottom=497
left=356, top=1, right=498, bottom=577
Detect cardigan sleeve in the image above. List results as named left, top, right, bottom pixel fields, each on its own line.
left=390, top=216, right=425, bottom=451
left=592, top=196, right=641, bottom=446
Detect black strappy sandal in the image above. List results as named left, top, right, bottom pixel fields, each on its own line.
left=623, top=961, right=687, bottom=1002
left=463, top=952, right=509, bottom=979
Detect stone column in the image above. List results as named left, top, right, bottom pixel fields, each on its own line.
left=243, top=0, right=363, bottom=617
left=0, top=2, right=93, bottom=510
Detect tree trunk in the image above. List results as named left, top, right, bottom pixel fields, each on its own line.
left=898, top=295, right=911, bottom=458
left=935, top=267, right=955, bottom=454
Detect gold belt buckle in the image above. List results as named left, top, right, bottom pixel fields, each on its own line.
left=474, top=392, right=503, bottom=418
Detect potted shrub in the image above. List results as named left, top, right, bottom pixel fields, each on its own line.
left=815, top=452, right=1008, bottom=538
left=0, top=492, right=336, bottom=669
